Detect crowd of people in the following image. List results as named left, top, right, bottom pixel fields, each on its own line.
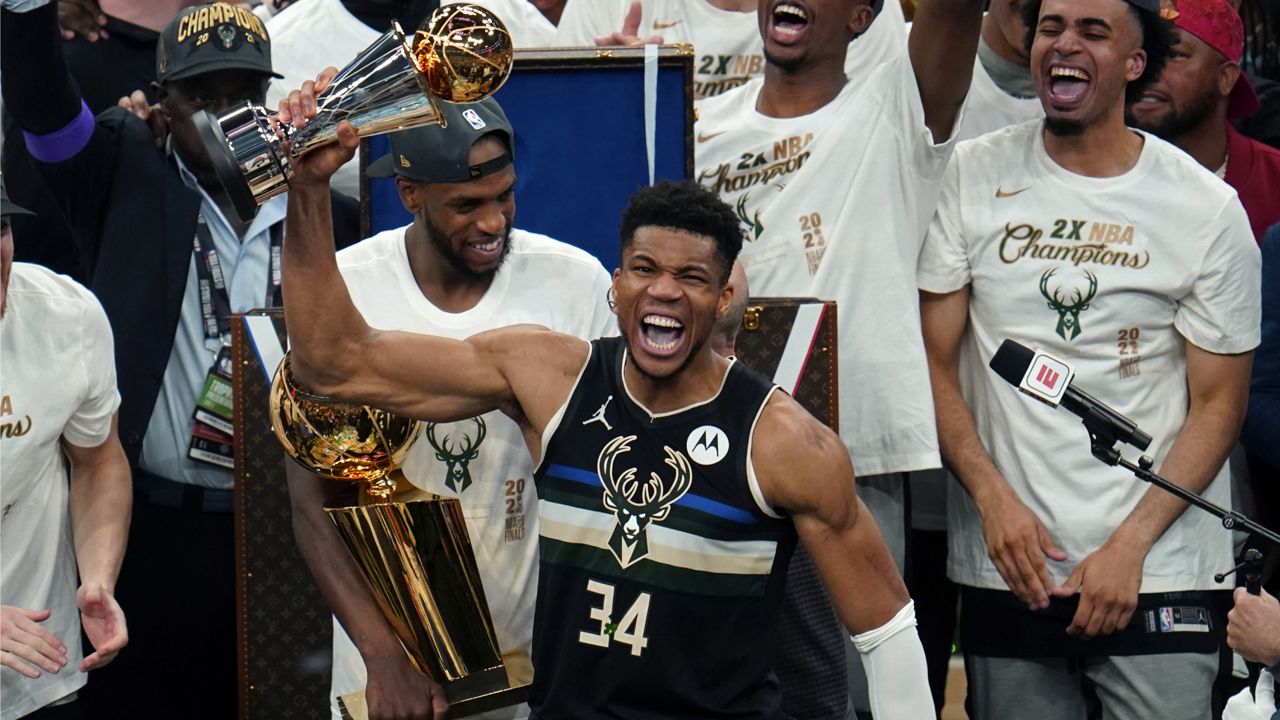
left=0, top=0, right=1276, bottom=719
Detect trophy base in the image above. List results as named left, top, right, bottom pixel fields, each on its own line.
left=192, top=105, right=291, bottom=224
left=336, top=650, right=532, bottom=720
left=193, top=109, right=260, bottom=223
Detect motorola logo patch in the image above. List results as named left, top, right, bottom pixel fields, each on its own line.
left=686, top=425, right=729, bottom=466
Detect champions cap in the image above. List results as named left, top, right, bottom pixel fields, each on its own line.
left=1169, top=0, right=1260, bottom=118
left=157, top=2, right=282, bottom=83
left=366, top=98, right=515, bottom=183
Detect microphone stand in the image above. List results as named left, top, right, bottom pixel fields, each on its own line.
left=1084, top=421, right=1279, bottom=593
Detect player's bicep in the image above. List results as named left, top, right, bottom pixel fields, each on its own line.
left=330, top=326, right=519, bottom=423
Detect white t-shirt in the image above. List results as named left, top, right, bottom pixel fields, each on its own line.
left=266, top=0, right=381, bottom=198
left=328, top=226, right=616, bottom=719
left=917, top=120, right=1261, bottom=593
left=0, top=264, right=120, bottom=718
left=694, top=48, right=960, bottom=476
left=557, top=0, right=905, bottom=98
left=953, top=53, right=1043, bottom=143
left=900, top=20, right=1042, bottom=144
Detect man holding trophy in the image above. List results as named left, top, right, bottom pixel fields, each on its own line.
left=271, top=67, right=936, bottom=716
left=0, top=2, right=364, bottom=717
left=284, top=98, right=616, bottom=720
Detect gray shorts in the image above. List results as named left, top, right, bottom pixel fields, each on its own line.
left=964, top=652, right=1218, bottom=720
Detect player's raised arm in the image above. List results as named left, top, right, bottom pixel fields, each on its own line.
left=752, top=394, right=933, bottom=719
left=908, top=0, right=986, bottom=141
left=278, top=74, right=584, bottom=430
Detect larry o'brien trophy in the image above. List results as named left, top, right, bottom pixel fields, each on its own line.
left=194, top=3, right=513, bottom=223
left=269, top=354, right=528, bottom=719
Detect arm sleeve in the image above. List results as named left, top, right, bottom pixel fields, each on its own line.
left=1, top=1, right=91, bottom=146
left=852, top=601, right=935, bottom=720
left=64, top=285, right=121, bottom=447
left=2, top=0, right=120, bottom=266
left=1242, top=229, right=1280, bottom=467
left=916, top=154, right=972, bottom=294
left=1174, top=197, right=1262, bottom=355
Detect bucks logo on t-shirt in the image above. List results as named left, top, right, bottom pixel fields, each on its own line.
left=1039, top=267, right=1099, bottom=341
left=597, top=435, right=692, bottom=568
left=735, top=194, right=765, bottom=241
left=425, top=418, right=486, bottom=493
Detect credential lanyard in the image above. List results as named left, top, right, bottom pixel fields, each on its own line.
left=193, top=215, right=283, bottom=351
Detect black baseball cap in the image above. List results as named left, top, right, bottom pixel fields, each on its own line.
left=156, top=3, right=282, bottom=84
left=367, top=98, right=515, bottom=183
left=1, top=178, right=32, bottom=218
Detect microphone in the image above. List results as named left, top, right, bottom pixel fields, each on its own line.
left=989, top=339, right=1152, bottom=452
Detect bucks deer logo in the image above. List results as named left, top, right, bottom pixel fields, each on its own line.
left=597, top=435, right=693, bottom=568
left=217, top=25, right=239, bottom=49
left=1040, top=268, right=1098, bottom=341
left=735, top=195, right=765, bottom=241
left=425, top=418, right=486, bottom=493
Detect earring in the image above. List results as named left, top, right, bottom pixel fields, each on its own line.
left=606, top=288, right=616, bottom=309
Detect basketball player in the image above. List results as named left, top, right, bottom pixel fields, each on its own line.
left=274, top=73, right=934, bottom=719
left=918, top=0, right=1259, bottom=717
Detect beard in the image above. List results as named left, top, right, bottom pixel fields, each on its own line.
left=764, top=47, right=806, bottom=74
left=425, top=213, right=512, bottom=281
left=1045, top=116, right=1087, bottom=137
left=1126, top=89, right=1218, bottom=143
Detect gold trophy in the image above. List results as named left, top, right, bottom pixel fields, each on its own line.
left=269, top=354, right=528, bottom=718
left=194, top=3, right=514, bottom=223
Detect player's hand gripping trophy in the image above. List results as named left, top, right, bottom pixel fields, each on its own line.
left=194, top=3, right=513, bottom=222
left=270, top=354, right=525, bottom=717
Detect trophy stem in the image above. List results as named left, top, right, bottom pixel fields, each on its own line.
left=286, top=22, right=447, bottom=158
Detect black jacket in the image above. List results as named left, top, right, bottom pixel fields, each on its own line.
left=2, top=2, right=360, bottom=470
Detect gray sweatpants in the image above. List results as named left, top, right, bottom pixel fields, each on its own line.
left=965, top=652, right=1218, bottom=720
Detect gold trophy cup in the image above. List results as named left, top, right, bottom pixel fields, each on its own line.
left=194, top=3, right=514, bottom=222
left=269, top=354, right=527, bottom=717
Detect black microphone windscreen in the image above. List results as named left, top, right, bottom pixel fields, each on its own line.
left=989, top=339, right=1036, bottom=387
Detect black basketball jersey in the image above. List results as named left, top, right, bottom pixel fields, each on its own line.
left=529, top=337, right=798, bottom=720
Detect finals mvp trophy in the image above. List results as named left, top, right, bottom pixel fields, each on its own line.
left=194, top=3, right=514, bottom=223
left=269, top=355, right=529, bottom=719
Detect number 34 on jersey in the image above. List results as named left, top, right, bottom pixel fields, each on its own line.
left=578, top=579, right=653, bottom=657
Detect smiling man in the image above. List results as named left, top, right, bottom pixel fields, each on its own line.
left=918, top=1, right=1260, bottom=718
left=274, top=66, right=936, bottom=715
left=0, top=3, right=359, bottom=715
left=1127, top=0, right=1280, bottom=243
left=285, top=99, right=616, bottom=720
left=557, top=0, right=905, bottom=99
left=693, top=0, right=983, bottom=712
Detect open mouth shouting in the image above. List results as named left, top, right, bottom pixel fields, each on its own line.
left=639, top=313, right=686, bottom=358
left=1046, top=64, right=1092, bottom=110
left=768, top=1, right=810, bottom=46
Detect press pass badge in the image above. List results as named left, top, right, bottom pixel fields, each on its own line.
left=190, top=345, right=235, bottom=467
left=188, top=421, right=234, bottom=469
